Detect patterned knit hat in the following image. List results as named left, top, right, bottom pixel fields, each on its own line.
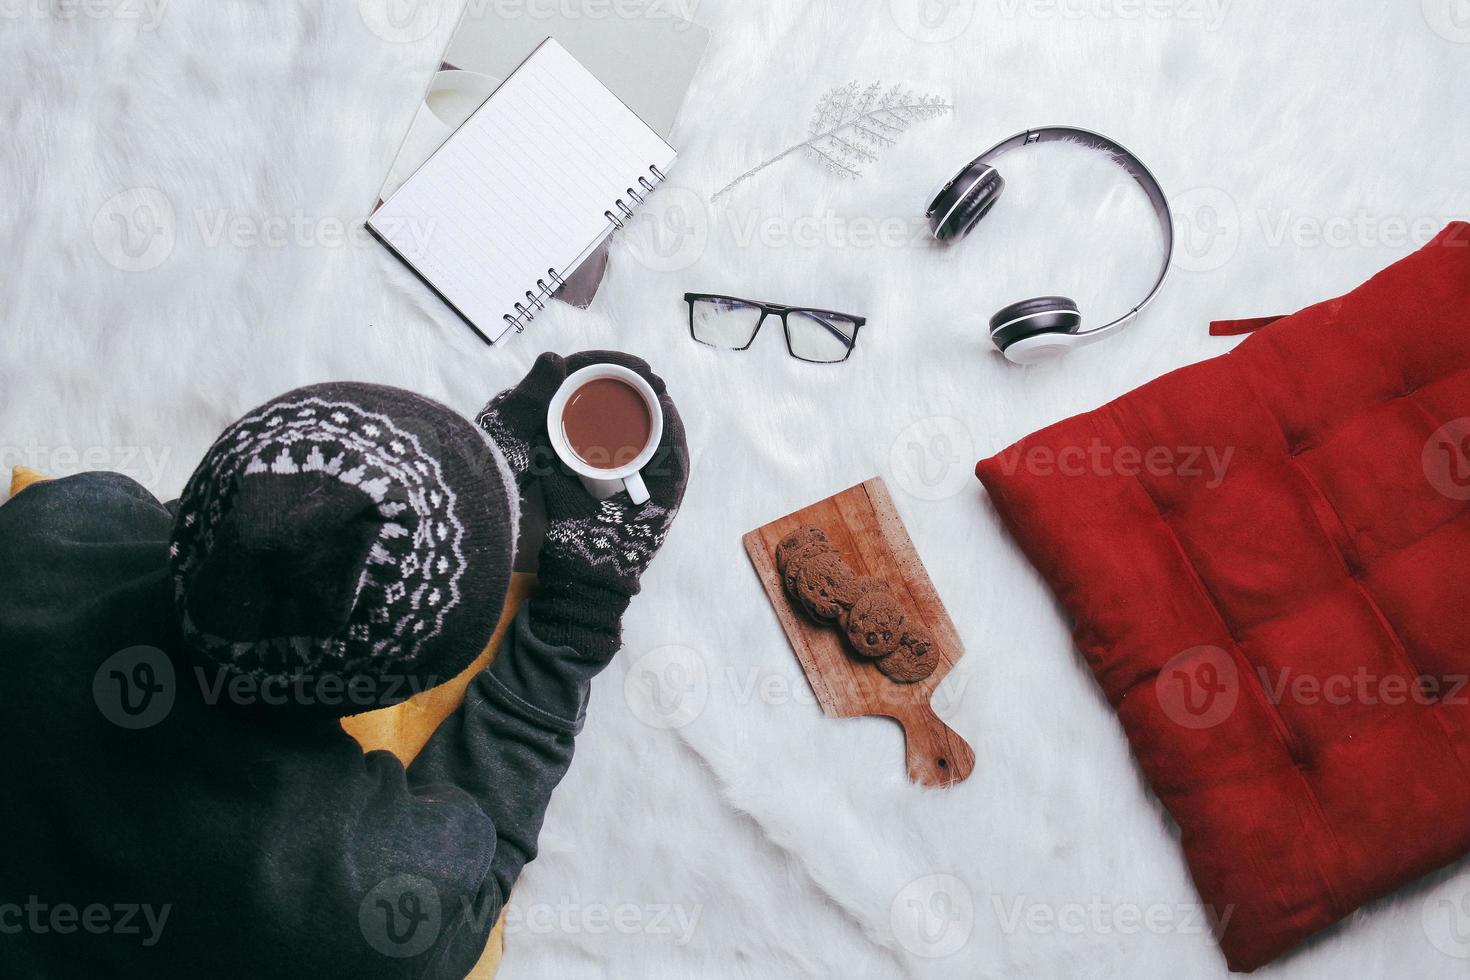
left=169, top=383, right=517, bottom=717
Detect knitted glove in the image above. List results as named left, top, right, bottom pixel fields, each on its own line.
left=476, top=353, right=568, bottom=487
left=529, top=352, right=689, bottom=661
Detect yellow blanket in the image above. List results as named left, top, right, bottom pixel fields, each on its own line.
left=7, top=467, right=516, bottom=978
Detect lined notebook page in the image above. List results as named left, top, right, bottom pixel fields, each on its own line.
left=369, top=38, right=677, bottom=342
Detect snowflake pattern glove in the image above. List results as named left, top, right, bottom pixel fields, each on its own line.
left=529, top=352, right=689, bottom=662
left=476, top=352, right=567, bottom=488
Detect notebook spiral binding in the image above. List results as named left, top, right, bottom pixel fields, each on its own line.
left=500, top=164, right=669, bottom=335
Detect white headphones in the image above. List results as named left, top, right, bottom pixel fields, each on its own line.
left=925, top=127, right=1175, bottom=365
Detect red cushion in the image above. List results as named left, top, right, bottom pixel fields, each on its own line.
left=976, top=223, right=1470, bottom=972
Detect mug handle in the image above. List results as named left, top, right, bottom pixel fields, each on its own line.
left=623, top=472, right=650, bottom=506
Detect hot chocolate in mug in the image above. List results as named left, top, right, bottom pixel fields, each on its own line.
left=546, top=364, right=664, bottom=504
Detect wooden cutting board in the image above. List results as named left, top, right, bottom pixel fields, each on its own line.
left=743, top=478, right=975, bottom=788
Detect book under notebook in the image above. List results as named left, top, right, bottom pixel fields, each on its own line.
left=368, top=38, right=678, bottom=344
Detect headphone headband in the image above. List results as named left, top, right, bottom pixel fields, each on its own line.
left=973, top=126, right=1174, bottom=340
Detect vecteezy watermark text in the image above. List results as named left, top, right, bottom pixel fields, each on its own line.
left=190, top=665, right=446, bottom=712
left=0, top=0, right=168, bottom=30
left=998, top=0, right=1231, bottom=30
left=1, top=442, right=172, bottom=490
left=359, top=0, right=698, bottom=45
left=93, top=645, right=452, bottom=730
left=504, top=898, right=702, bottom=945
left=622, top=644, right=973, bottom=730
left=92, top=187, right=439, bottom=273
left=466, top=0, right=700, bottom=24
left=359, top=876, right=701, bottom=960
left=194, top=209, right=435, bottom=255
left=1157, top=644, right=1470, bottom=731
left=990, top=439, right=1235, bottom=489
left=1171, top=192, right=1467, bottom=273
left=0, top=897, right=171, bottom=947
left=992, top=895, right=1233, bottom=941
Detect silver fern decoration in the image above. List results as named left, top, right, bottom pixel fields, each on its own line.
left=711, top=82, right=952, bottom=201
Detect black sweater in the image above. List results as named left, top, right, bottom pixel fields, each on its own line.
left=0, top=473, right=611, bottom=978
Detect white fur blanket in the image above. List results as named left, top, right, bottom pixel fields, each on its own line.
left=5, top=1, right=1470, bottom=976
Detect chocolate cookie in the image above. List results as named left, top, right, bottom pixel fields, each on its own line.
left=877, top=625, right=939, bottom=684
left=795, top=552, right=859, bottom=622
left=844, top=588, right=906, bottom=659
left=850, top=576, right=891, bottom=600
left=782, top=540, right=835, bottom=597
left=838, top=578, right=892, bottom=627
left=775, top=526, right=829, bottom=574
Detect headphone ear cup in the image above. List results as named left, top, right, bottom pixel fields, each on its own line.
left=990, top=296, right=1083, bottom=353
left=928, top=166, right=1005, bottom=243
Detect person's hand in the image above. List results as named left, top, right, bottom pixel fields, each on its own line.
left=475, top=353, right=567, bottom=488
left=529, top=351, right=689, bottom=660
left=543, top=351, right=688, bottom=585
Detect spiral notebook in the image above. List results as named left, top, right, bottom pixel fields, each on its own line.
left=368, top=38, right=677, bottom=344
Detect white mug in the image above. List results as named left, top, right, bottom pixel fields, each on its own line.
left=546, top=364, right=664, bottom=505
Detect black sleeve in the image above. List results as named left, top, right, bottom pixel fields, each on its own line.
left=405, top=610, right=616, bottom=970
left=0, top=473, right=612, bottom=980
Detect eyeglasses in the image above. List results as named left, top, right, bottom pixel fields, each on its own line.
left=684, top=293, right=867, bottom=364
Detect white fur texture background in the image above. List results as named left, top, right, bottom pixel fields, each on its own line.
left=5, top=1, right=1470, bottom=976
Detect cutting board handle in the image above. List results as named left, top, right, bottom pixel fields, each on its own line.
left=897, top=701, right=975, bottom=788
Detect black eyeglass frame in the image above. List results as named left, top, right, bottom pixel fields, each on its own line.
left=684, top=293, right=867, bottom=364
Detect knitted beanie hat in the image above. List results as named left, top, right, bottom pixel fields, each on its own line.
left=169, top=383, right=517, bottom=717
